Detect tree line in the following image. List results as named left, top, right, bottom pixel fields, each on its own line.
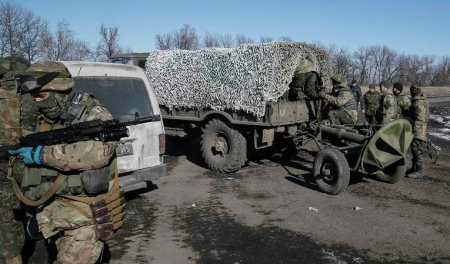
left=2, top=1, right=449, bottom=87
left=0, top=1, right=122, bottom=62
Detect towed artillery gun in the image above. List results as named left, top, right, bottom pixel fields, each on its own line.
left=118, top=42, right=414, bottom=194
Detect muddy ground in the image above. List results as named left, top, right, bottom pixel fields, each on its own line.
left=26, top=102, right=450, bottom=264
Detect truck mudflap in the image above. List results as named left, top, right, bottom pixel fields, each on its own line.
left=118, top=164, right=167, bottom=193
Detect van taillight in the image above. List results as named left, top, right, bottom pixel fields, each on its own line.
left=159, top=133, right=166, bottom=154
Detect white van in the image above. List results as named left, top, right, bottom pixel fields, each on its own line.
left=61, top=61, right=166, bottom=193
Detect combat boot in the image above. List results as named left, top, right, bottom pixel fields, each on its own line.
left=407, top=164, right=423, bottom=179
left=5, top=255, right=22, bottom=264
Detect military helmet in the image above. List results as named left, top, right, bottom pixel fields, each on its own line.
left=0, top=55, right=30, bottom=79
left=410, top=85, right=422, bottom=95
left=295, top=58, right=317, bottom=74
left=19, top=61, right=74, bottom=93
left=330, top=74, right=346, bottom=85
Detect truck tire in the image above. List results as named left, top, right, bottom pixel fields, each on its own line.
left=375, top=160, right=406, bottom=184
left=313, top=148, right=350, bottom=195
left=201, top=119, right=247, bottom=173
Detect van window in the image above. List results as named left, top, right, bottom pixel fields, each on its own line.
left=73, top=77, right=153, bottom=121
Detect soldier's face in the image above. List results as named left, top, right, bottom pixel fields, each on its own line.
left=31, top=91, right=50, bottom=102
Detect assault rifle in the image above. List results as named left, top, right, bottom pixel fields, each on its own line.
left=425, top=138, right=441, bottom=164
left=0, top=115, right=160, bottom=160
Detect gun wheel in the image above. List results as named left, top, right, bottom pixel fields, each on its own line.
left=375, top=159, right=406, bottom=184
left=313, top=148, right=350, bottom=195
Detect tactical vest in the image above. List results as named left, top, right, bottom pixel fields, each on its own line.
left=19, top=91, right=115, bottom=201
left=333, top=86, right=356, bottom=111
left=396, top=94, right=411, bottom=117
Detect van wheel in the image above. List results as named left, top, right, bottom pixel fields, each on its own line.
left=375, top=159, right=406, bottom=184
left=201, top=119, right=247, bottom=173
left=313, top=148, right=350, bottom=195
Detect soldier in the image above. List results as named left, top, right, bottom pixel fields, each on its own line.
left=350, top=79, right=362, bottom=112
left=0, top=56, right=33, bottom=264
left=361, top=84, right=381, bottom=125
left=393, top=82, right=411, bottom=117
left=8, top=61, right=122, bottom=264
left=318, top=74, right=357, bottom=125
left=378, top=80, right=397, bottom=125
left=289, top=57, right=322, bottom=120
left=407, top=85, right=428, bottom=179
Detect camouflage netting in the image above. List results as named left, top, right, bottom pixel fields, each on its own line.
left=145, top=42, right=332, bottom=117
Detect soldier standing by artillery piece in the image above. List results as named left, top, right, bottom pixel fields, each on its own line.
left=393, top=82, right=411, bottom=117
left=318, top=74, right=358, bottom=125
left=0, top=56, right=35, bottom=264
left=289, top=57, right=323, bottom=120
left=7, top=61, right=123, bottom=264
left=407, top=85, right=428, bottom=179
left=361, top=84, right=381, bottom=125
left=378, top=80, right=397, bottom=125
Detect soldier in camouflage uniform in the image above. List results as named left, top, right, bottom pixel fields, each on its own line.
left=393, top=82, right=411, bottom=117
left=289, top=58, right=322, bottom=120
left=378, top=80, right=397, bottom=125
left=361, top=84, right=381, bottom=125
left=0, top=56, right=33, bottom=264
left=8, top=61, right=119, bottom=264
left=407, top=85, right=428, bottom=179
left=318, top=74, right=358, bottom=125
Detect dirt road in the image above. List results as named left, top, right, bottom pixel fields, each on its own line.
left=26, top=103, right=450, bottom=264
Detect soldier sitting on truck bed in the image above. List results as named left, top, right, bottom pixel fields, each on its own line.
left=288, top=58, right=323, bottom=121
left=318, top=74, right=358, bottom=125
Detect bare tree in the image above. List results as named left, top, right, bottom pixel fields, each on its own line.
left=173, top=24, right=199, bottom=50
left=155, top=33, right=173, bottom=50
left=96, top=23, right=121, bottom=61
left=0, top=1, right=24, bottom=56
left=432, top=56, right=450, bottom=86
left=260, top=36, right=273, bottom=43
left=219, top=34, right=233, bottom=48
left=279, top=36, right=293, bottom=42
left=235, top=34, right=254, bottom=46
left=39, top=20, right=93, bottom=61
left=203, top=32, right=220, bottom=48
left=353, top=47, right=370, bottom=84
left=20, top=12, right=48, bottom=62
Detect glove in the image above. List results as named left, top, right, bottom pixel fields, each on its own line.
left=8, top=146, right=43, bottom=165
left=318, top=90, right=327, bottom=98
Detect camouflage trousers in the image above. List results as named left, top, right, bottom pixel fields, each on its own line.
left=365, top=114, right=377, bottom=125
left=411, top=138, right=425, bottom=172
left=328, top=109, right=357, bottom=125
left=36, top=199, right=103, bottom=264
left=0, top=163, right=24, bottom=262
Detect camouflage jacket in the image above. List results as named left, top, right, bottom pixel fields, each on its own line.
left=22, top=92, right=118, bottom=200
left=361, top=91, right=381, bottom=116
left=379, top=92, right=397, bottom=124
left=410, top=94, right=427, bottom=140
left=289, top=71, right=320, bottom=100
left=396, top=93, right=411, bottom=117
left=324, top=86, right=358, bottom=121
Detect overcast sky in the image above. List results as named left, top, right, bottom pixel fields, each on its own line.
left=9, top=0, right=450, bottom=57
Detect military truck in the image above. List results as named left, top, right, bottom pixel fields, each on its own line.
left=114, top=43, right=413, bottom=195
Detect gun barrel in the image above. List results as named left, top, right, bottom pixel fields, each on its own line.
left=320, top=125, right=367, bottom=144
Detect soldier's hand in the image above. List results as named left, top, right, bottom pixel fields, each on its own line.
left=318, top=90, right=327, bottom=98
left=8, top=146, right=43, bottom=165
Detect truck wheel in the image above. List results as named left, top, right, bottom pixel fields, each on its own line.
left=201, top=119, right=247, bottom=173
left=375, top=160, right=406, bottom=184
left=313, top=148, right=350, bottom=195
